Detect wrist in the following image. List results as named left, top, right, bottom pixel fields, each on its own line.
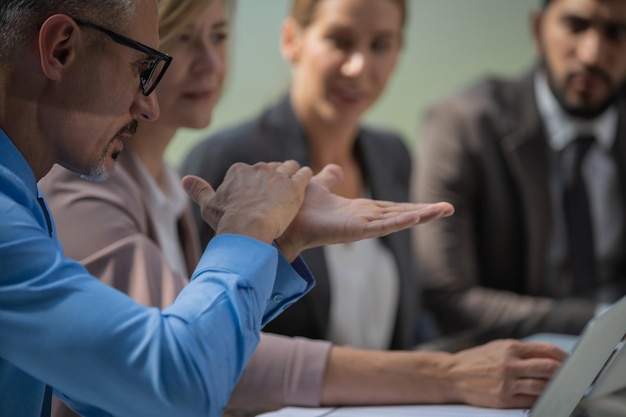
left=216, top=212, right=275, bottom=244
left=274, top=235, right=301, bottom=263
left=436, top=351, right=465, bottom=404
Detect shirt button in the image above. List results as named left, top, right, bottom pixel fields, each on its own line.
left=272, top=294, right=283, bottom=302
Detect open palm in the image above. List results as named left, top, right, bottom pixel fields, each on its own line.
left=276, top=164, right=454, bottom=261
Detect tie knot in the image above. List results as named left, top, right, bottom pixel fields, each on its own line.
left=561, top=134, right=595, bottom=185
left=572, top=133, right=595, bottom=156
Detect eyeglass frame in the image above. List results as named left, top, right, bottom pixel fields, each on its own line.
left=73, top=18, right=172, bottom=96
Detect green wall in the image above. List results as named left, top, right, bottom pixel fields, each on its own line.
left=167, top=0, right=540, bottom=166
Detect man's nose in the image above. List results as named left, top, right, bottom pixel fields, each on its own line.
left=577, top=29, right=605, bottom=67
left=132, top=90, right=160, bottom=121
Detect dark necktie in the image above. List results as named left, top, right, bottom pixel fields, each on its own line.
left=561, top=134, right=596, bottom=295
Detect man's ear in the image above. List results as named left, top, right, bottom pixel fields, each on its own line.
left=38, top=14, right=79, bottom=80
left=530, top=10, right=544, bottom=56
left=280, top=17, right=302, bottom=64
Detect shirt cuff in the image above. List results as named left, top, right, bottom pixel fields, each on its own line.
left=262, top=249, right=315, bottom=325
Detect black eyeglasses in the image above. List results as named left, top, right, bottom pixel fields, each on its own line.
left=74, top=18, right=172, bottom=96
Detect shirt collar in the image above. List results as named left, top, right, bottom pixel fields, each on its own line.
left=0, top=128, right=38, bottom=196
left=535, top=71, right=618, bottom=152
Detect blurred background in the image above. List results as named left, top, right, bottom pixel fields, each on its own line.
left=167, top=0, right=541, bottom=166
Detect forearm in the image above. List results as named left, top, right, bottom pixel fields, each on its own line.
left=320, top=346, right=456, bottom=406
left=435, top=287, right=554, bottom=331
left=229, top=334, right=331, bottom=408
left=1, top=231, right=280, bottom=417
left=321, top=340, right=566, bottom=409
left=432, top=287, right=594, bottom=339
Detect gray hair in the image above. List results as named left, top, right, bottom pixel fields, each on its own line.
left=0, top=0, right=135, bottom=62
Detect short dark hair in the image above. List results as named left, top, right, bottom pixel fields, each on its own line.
left=0, top=0, right=134, bottom=63
left=542, top=0, right=554, bottom=10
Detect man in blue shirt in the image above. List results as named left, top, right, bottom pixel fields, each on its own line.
left=0, top=1, right=453, bottom=416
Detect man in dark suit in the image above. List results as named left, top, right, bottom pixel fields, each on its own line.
left=414, top=0, right=626, bottom=343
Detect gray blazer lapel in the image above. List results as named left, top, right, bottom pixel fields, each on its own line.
left=500, top=72, right=551, bottom=295
left=357, top=131, right=404, bottom=202
left=612, top=97, right=626, bottom=192
left=265, top=96, right=312, bottom=165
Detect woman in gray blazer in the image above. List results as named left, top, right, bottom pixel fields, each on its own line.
left=183, top=0, right=426, bottom=350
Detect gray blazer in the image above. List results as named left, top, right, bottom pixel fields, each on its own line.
left=182, top=96, right=423, bottom=350
left=414, top=68, right=626, bottom=340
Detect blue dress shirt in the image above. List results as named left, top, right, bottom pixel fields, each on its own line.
left=0, top=130, right=314, bottom=417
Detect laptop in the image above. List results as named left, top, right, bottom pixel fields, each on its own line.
left=584, top=339, right=626, bottom=399
left=527, top=294, right=626, bottom=417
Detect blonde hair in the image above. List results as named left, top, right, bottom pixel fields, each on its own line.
left=157, top=0, right=235, bottom=47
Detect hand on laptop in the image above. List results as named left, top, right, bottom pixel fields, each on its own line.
left=445, top=339, right=567, bottom=409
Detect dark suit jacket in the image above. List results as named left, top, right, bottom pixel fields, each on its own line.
left=182, top=96, right=422, bottom=350
left=414, top=68, right=626, bottom=339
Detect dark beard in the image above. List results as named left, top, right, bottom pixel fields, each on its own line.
left=117, top=119, right=138, bottom=138
left=539, top=58, right=621, bottom=120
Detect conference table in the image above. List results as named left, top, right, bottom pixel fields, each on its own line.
left=250, top=389, right=626, bottom=417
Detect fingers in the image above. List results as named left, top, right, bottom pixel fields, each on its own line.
left=361, top=202, right=455, bottom=237
left=291, top=166, right=314, bottom=189
left=511, top=375, right=552, bottom=397
left=422, top=202, right=455, bottom=219
left=312, top=164, right=344, bottom=190
left=518, top=358, right=562, bottom=381
left=508, top=356, right=558, bottom=383
left=497, top=394, right=539, bottom=410
left=514, top=342, right=569, bottom=361
left=182, top=175, right=220, bottom=230
left=464, top=360, right=555, bottom=408
left=452, top=340, right=564, bottom=409
left=264, top=160, right=313, bottom=188
left=499, top=343, right=565, bottom=404
left=275, top=159, right=302, bottom=177
left=401, top=202, right=454, bottom=223
left=497, top=340, right=565, bottom=383
left=181, top=175, right=216, bottom=206
left=367, top=201, right=454, bottom=221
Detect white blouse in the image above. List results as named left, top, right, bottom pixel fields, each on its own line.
left=324, top=237, right=399, bottom=350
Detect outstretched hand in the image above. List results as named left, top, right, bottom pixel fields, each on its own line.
left=275, top=164, right=454, bottom=261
